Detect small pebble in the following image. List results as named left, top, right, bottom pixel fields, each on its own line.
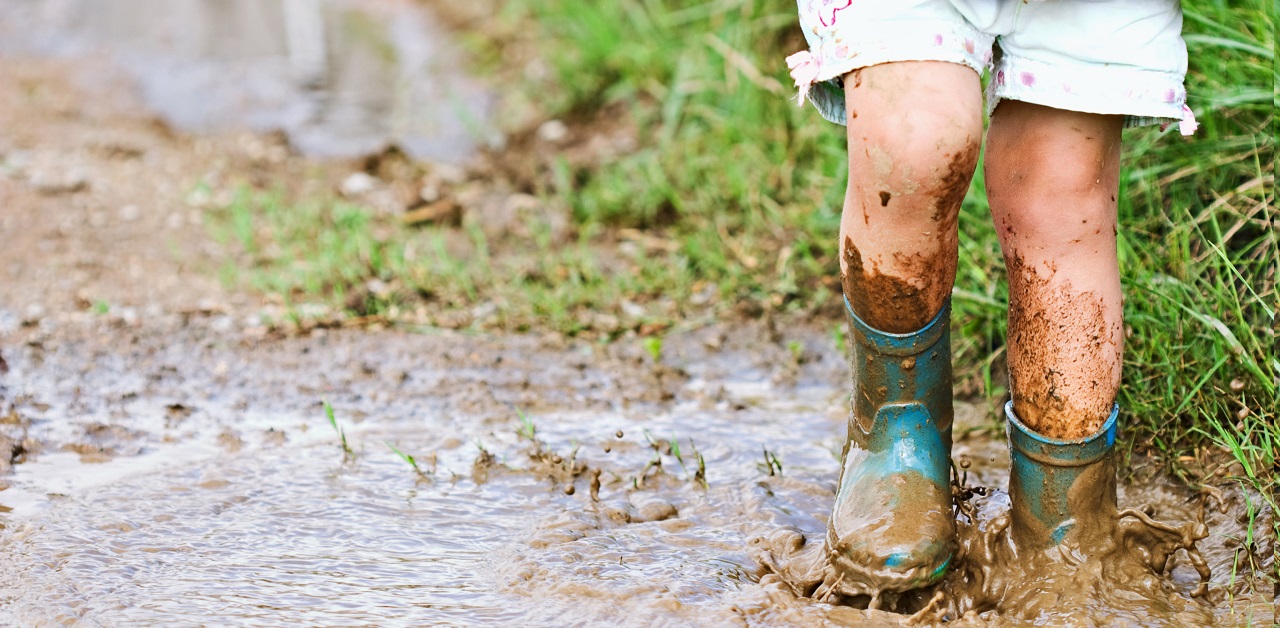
left=339, top=172, right=378, bottom=197
left=563, top=484, right=575, bottom=495
left=615, top=430, right=624, bottom=438
left=536, top=119, right=568, bottom=143
left=629, top=494, right=677, bottom=522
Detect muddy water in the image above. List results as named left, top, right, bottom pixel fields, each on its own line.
left=0, top=0, right=498, bottom=161
left=0, top=320, right=1271, bottom=625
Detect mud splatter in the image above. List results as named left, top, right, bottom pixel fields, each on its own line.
left=841, top=237, right=947, bottom=333
left=1005, top=253, right=1118, bottom=439
left=920, top=486, right=1215, bottom=624
left=755, top=471, right=1218, bottom=625
left=840, top=127, right=974, bottom=334
left=932, top=139, right=980, bottom=223
left=848, top=69, right=863, bottom=89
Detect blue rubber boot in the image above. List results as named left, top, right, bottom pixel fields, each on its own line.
left=1005, top=401, right=1119, bottom=550
left=824, top=296, right=956, bottom=595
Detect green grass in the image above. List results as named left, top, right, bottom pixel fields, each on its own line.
left=386, top=441, right=432, bottom=479
left=207, top=0, right=1275, bottom=566
left=323, top=399, right=354, bottom=460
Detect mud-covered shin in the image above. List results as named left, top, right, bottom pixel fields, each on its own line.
left=825, top=296, right=956, bottom=596
left=1006, top=401, right=1120, bottom=550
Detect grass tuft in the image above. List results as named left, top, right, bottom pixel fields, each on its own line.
left=324, top=399, right=354, bottom=460
left=386, top=441, right=434, bottom=479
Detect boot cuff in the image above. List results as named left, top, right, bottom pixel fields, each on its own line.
left=844, top=295, right=949, bottom=357
left=1005, top=401, right=1118, bottom=468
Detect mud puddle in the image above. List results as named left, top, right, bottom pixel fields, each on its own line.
left=0, top=320, right=1271, bottom=625
left=0, top=0, right=498, bottom=161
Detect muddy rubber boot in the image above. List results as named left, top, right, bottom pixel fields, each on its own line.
left=1005, top=401, right=1119, bottom=550
left=824, top=296, right=956, bottom=596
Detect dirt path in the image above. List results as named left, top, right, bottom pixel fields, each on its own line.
left=0, top=49, right=1272, bottom=628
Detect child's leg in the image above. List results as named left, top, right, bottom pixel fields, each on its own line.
left=984, top=101, right=1125, bottom=440
left=973, top=0, right=1189, bottom=555
left=840, top=61, right=982, bottom=332
left=821, top=60, right=981, bottom=598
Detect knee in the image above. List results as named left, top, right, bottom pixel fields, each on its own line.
left=998, top=162, right=1121, bottom=243
left=984, top=107, right=1123, bottom=246
left=848, top=108, right=981, bottom=221
left=986, top=144, right=1119, bottom=246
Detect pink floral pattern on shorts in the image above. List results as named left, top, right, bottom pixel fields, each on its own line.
left=787, top=0, right=1195, bottom=134
left=810, top=0, right=853, bottom=27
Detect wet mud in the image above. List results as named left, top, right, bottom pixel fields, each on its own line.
left=842, top=237, right=943, bottom=334
left=1005, top=253, right=1119, bottom=439
left=0, top=310, right=1271, bottom=625
left=751, top=404, right=1275, bottom=626
left=932, top=141, right=980, bottom=225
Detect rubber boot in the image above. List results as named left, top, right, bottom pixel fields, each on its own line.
left=825, top=296, right=956, bottom=595
left=1005, top=401, right=1119, bottom=550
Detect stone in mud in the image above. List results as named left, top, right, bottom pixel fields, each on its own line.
left=603, top=505, right=631, bottom=524
left=340, top=172, right=379, bottom=197
left=628, top=493, right=677, bottom=523
left=29, top=170, right=89, bottom=195
left=536, top=119, right=568, bottom=144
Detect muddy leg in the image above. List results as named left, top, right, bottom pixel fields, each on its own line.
left=840, top=62, right=982, bottom=333
left=984, top=101, right=1125, bottom=440
left=823, top=61, right=981, bottom=599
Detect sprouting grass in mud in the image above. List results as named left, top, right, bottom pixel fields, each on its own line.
left=586, top=428, right=708, bottom=491
left=695, top=447, right=708, bottom=488
left=323, top=399, right=354, bottom=460
left=666, top=434, right=707, bottom=488
left=471, top=439, right=496, bottom=484
left=642, top=336, right=663, bottom=363
left=759, top=446, right=783, bottom=478
left=516, top=407, right=537, bottom=441
left=386, top=441, right=435, bottom=480
left=508, top=409, right=599, bottom=494
left=206, top=0, right=1274, bottom=561
left=638, top=429, right=665, bottom=487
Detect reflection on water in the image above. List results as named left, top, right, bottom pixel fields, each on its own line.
left=0, top=0, right=498, bottom=161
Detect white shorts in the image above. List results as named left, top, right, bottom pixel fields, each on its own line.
left=787, top=0, right=1196, bottom=134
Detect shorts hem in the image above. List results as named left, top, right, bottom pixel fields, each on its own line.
left=987, top=54, right=1186, bottom=129
left=801, top=21, right=993, bottom=126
